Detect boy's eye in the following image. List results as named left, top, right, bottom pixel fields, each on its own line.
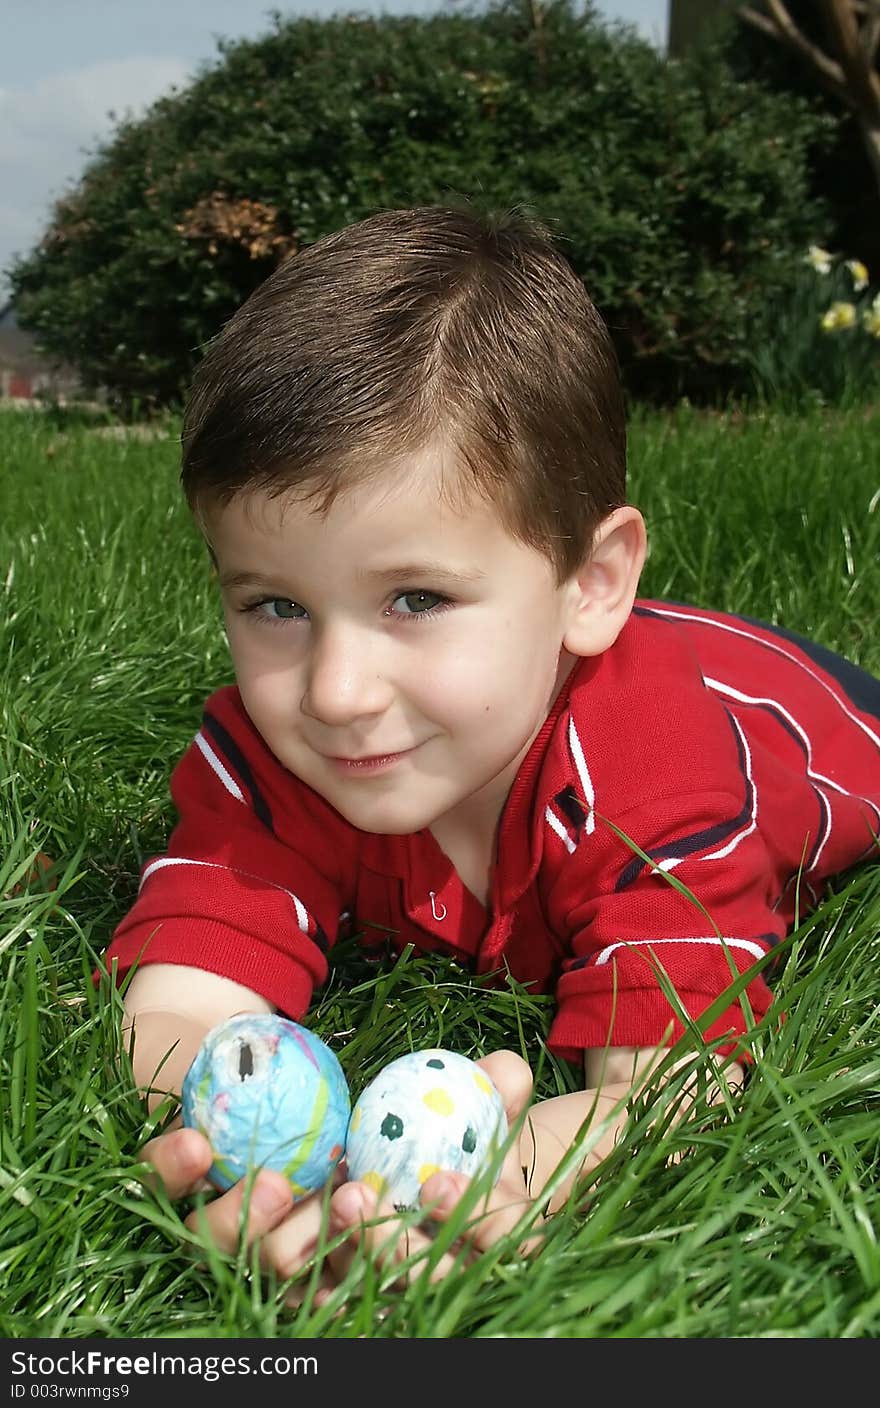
left=242, top=591, right=450, bottom=624
left=262, top=599, right=307, bottom=620
left=391, top=590, right=447, bottom=616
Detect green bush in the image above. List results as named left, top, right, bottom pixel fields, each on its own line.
left=8, top=0, right=835, bottom=410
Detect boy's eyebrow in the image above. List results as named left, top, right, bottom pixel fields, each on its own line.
left=218, top=562, right=487, bottom=590
left=360, top=562, right=487, bottom=584
left=216, top=560, right=484, bottom=588
left=217, top=570, right=282, bottom=590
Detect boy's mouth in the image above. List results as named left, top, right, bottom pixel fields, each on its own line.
left=327, top=748, right=415, bottom=773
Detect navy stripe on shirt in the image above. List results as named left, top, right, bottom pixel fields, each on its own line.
left=728, top=611, right=880, bottom=724
left=202, top=708, right=276, bottom=835
left=615, top=708, right=754, bottom=891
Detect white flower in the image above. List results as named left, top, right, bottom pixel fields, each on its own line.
left=845, top=259, right=869, bottom=292
left=820, top=301, right=857, bottom=332
left=806, top=244, right=833, bottom=275
left=863, top=304, right=880, bottom=338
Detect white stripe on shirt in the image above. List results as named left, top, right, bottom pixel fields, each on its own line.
left=194, top=730, right=245, bottom=802
left=592, top=934, right=769, bottom=966
left=140, top=855, right=313, bottom=935
left=545, top=805, right=577, bottom=854
left=647, top=604, right=880, bottom=751
left=706, top=676, right=860, bottom=870
left=567, top=715, right=596, bottom=835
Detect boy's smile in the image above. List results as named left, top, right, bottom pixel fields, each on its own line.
left=206, top=443, right=582, bottom=865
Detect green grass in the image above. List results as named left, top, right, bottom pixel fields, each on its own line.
left=1, top=400, right=879, bottom=1338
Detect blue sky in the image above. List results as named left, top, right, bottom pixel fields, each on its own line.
left=0, top=0, right=669, bottom=298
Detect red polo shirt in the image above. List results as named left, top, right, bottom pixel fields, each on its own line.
left=102, top=601, right=880, bottom=1061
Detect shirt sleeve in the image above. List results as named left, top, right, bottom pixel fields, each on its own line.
left=546, top=791, right=785, bottom=1063
left=99, top=688, right=354, bottom=1018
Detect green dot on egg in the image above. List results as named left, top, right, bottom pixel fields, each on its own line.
left=380, top=1112, right=404, bottom=1141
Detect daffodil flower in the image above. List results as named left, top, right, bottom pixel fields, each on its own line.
left=845, top=259, right=869, bottom=292
left=820, top=301, right=857, bottom=332
left=806, top=244, right=833, bottom=275
left=863, top=305, right=880, bottom=338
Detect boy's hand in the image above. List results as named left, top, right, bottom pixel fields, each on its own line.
left=139, top=1050, right=539, bottom=1302
left=142, top=1125, right=298, bottom=1248
left=321, top=1051, right=542, bottom=1293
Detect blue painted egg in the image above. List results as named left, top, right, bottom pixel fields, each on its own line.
left=181, top=1014, right=350, bottom=1197
left=344, top=1049, right=507, bottom=1211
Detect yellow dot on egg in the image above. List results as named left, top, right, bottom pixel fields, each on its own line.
left=418, top=1164, right=441, bottom=1185
left=361, top=1170, right=388, bottom=1197
left=474, top=1072, right=493, bottom=1096
left=349, top=1106, right=361, bottom=1133
left=423, top=1087, right=454, bottom=1116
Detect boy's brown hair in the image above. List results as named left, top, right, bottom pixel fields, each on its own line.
left=181, top=200, right=627, bottom=583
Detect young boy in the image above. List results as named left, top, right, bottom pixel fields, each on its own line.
left=105, top=202, right=880, bottom=1291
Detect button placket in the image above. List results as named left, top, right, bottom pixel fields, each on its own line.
left=409, top=873, right=457, bottom=934
left=476, top=910, right=514, bottom=973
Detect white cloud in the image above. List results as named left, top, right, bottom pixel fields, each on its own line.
left=0, top=56, right=192, bottom=293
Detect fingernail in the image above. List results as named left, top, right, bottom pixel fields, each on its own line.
left=172, top=1126, right=199, bottom=1157
left=330, top=1186, right=365, bottom=1230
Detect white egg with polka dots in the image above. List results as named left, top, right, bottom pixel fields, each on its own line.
left=345, top=1049, right=508, bottom=1211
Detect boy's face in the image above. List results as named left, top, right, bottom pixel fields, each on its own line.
left=206, top=445, right=583, bottom=848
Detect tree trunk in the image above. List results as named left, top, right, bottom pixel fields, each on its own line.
left=737, top=1, right=880, bottom=209
left=860, top=116, right=880, bottom=196
left=668, top=0, right=736, bottom=58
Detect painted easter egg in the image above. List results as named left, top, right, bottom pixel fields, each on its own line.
left=344, top=1049, right=507, bottom=1211
left=181, top=1013, right=350, bottom=1197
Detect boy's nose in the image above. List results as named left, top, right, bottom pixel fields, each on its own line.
left=300, top=623, right=394, bottom=725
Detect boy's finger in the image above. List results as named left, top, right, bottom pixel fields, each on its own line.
left=476, top=1050, right=533, bottom=1124
left=184, top=1169, right=295, bottom=1255
left=325, top=1183, right=460, bottom=1286
left=255, top=1173, right=346, bottom=1283
left=285, top=1264, right=339, bottom=1309
left=139, top=1126, right=214, bottom=1198
left=422, top=1170, right=544, bottom=1260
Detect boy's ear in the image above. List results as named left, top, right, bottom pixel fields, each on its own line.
left=561, top=505, right=647, bottom=658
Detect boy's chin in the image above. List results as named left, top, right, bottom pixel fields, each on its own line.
left=335, top=806, right=439, bottom=837
left=322, top=790, right=447, bottom=837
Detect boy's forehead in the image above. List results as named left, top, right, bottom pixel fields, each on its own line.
left=201, top=455, right=558, bottom=587
left=209, top=447, right=487, bottom=541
